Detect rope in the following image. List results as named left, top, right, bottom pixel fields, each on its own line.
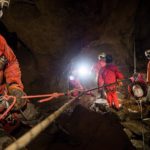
left=5, top=79, right=129, bottom=150
left=21, top=93, right=65, bottom=103
left=139, top=100, right=145, bottom=150
left=0, top=95, right=16, bottom=121
left=5, top=96, right=81, bottom=150
left=134, top=40, right=137, bottom=74
left=137, top=100, right=145, bottom=150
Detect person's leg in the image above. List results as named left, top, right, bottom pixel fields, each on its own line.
left=106, top=92, right=113, bottom=107
left=112, top=91, right=120, bottom=109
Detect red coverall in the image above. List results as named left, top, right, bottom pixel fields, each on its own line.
left=92, top=59, right=106, bottom=84
left=92, top=59, right=107, bottom=98
left=0, top=35, right=23, bottom=94
left=69, top=79, right=84, bottom=96
left=0, top=35, right=40, bottom=149
left=98, top=64, right=124, bottom=109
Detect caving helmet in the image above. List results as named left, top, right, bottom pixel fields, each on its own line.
left=0, top=0, right=10, bottom=18
left=145, top=49, right=150, bottom=60
left=98, top=52, right=106, bottom=60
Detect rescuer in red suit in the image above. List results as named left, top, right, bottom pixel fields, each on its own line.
left=95, top=54, right=124, bottom=110
left=0, top=1, right=40, bottom=148
left=145, top=49, right=150, bottom=101
left=0, top=34, right=39, bottom=149
left=69, top=70, right=84, bottom=97
left=92, top=52, right=107, bottom=98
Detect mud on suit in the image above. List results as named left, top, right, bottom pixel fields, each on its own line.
left=98, top=64, right=124, bottom=109
left=0, top=35, right=39, bottom=149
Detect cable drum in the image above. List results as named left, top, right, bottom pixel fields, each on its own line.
left=128, top=81, right=148, bottom=100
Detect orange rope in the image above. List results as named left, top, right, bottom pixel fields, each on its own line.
left=0, top=92, right=64, bottom=120
left=21, top=92, right=65, bottom=103
left=0, top=95, right=16, bottom=121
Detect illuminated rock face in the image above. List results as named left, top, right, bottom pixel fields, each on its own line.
left=1, top=0, right=150, bottom=92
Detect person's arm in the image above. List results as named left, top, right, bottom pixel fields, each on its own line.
left=0, top=35, right=26, bottom=110
left=114, top=66, right=124, bottom=80
left=1, top=36, right=24, bottom=90
left=112, top=65, right=124, bottom=86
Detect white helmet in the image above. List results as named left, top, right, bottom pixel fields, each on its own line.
left=98, top=52, right=106, bottom=60
left=145, top=49, right=150, bottom=60
left=0, top=0, right=10, bottom=18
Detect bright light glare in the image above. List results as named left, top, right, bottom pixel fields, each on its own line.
left=77, top=65, right=89, bottom=77
left=69, top=75, right=75, bottom=80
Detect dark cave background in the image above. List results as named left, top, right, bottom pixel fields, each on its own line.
left=1, top=0, right=150, bottom=95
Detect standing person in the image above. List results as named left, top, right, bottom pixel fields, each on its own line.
left=98, top=54, right=124, bottom=110
left=92, top=52, right=107, bottom=98
left=145, top=49, right=150, bottom=101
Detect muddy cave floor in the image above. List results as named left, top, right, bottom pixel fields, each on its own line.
left=12, top=96, right=150, bottom=150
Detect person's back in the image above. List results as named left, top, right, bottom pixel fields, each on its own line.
left=103, top=64, right=117, bottom=84
left=99, top=64, right=123, bottom=91
left=98, top=55, right=124, bottom=110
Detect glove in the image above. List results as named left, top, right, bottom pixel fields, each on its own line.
left=117, top=80, right=123, bottom=86
left=8, top=86, right=27, bottom=110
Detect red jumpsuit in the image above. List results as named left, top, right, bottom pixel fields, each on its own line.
left=69, top=79, right=84, bottom=96
left=98, top=64, right=124, bottom=109
left=0, top=35, right=41, bottom=150
left=92, top=60, right=106, bottom=85
left=0, top=35, right=23, bottom=94
left=92, top=59, right=107, bottom=98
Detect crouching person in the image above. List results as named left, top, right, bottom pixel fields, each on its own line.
left=0, top=34, right=39, bottom=149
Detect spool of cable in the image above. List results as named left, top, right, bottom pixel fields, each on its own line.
left=128, top=81, right=147, bottom=100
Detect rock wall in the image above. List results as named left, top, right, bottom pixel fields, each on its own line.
left=1, top=0, right=150, bottom=93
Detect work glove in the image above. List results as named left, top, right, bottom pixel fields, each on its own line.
left=117, top=80, right=123, bottom=86
left=8, top=86, right=27, bottom=111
